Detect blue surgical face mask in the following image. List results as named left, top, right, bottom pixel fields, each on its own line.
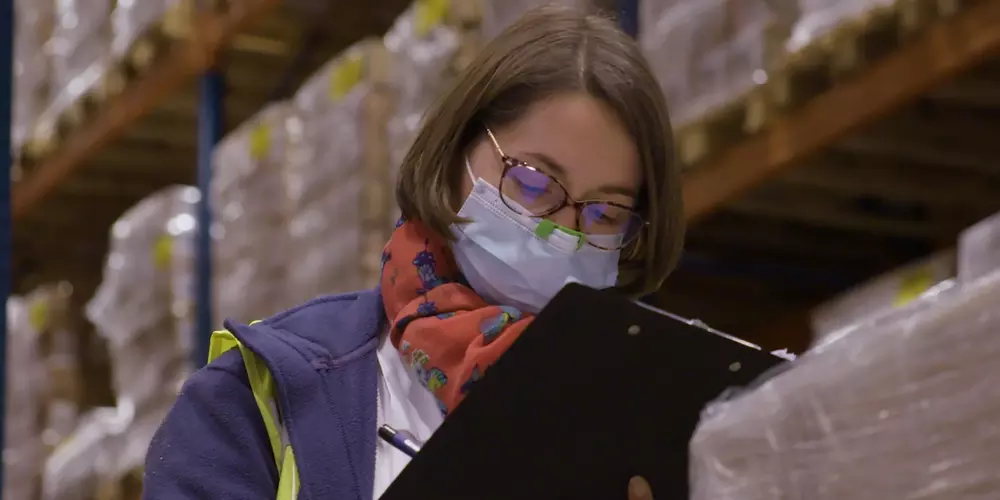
left=450, top=160, right=621, bottom=313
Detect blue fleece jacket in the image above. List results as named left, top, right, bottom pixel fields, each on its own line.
left=142, top=289, right=386, bottom=500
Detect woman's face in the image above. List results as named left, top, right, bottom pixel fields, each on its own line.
left=463, top=92, right=641, bottom=230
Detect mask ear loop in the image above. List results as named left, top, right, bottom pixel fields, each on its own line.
left=464, top=157, right=476, bottom=183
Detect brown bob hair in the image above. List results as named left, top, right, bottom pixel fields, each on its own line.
left=395, top=5, right=684, bottom=297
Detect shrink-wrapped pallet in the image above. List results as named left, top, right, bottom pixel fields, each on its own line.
left=49, top=0, right=114, bottom=114
left=112, top=0, right=186, bottom=58
left=4, top=298, right=48, bottom=500
left=481, top=0, right=594, bottom=39
left=12, top=0, right=55, bottom=153
left=384, top=3, right=461, bottom=225
left=214, top=103, right=296, bottom=320
left=285, top=44, right=378, bottom=303
left=26, top=283, right=82, bottom=449
left=689, top=269, right=1000, bottom=499
left=640, top=0, right=780, bottom=127
left=810, top=250, right=956, bottom=341
left=49, top=187, right=198, bottom=500
left=41, top=404, right=156, bottom=500
left=788, top=0, right=895, bottom=52
left=958, top=211, right=1000, bottom=284
left=86, top=185, right=198, bottom=400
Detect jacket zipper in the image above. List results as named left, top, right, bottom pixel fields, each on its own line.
left=373, top=372, right=383, bottom=499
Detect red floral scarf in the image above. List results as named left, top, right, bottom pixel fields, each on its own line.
left=380, top=217, right=535, bottom=415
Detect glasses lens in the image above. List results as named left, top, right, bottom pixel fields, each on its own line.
left=579, top=203, right=644, bottom=249
left=500, top=165, right=566, bottom=215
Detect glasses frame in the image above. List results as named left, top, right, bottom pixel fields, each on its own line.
left=484, top=127, right=647, bottom=251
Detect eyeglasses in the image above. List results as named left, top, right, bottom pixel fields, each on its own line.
left=485, top=128, right=646, bottom=251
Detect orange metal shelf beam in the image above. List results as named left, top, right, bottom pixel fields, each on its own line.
left=12, top=0, right=281, bottom=220
left=682, top=0, right=1000, bottom=223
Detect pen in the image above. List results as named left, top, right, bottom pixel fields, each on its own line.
left=378, top=425, right=423, bottom=458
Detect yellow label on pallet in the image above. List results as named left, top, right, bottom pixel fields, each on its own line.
left=415, top=0, right=449, bottom=37
left=28, top=300, right=49, bottom=332
left=328, top=53, right=365, bottom=102
left=153, top=234, right=173, bottom=271
left=250, top=124, right=271, bottom=160
left=894, top=266, right=934, bottom=307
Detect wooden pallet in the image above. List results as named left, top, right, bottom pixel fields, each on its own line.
left=899, top=0, right=973, bottom=35
left=676, top=86, right=771, bottom=168
left=678, top=0, right=977, bottom=168
left=675, top=21, right=790, bottom=168
left=19, top=2, right=194, bottom=167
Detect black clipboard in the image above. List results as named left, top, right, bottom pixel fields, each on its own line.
left=380, top=283, right=785, bottom=500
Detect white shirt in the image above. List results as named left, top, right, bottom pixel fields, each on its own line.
left=373, top=333, right=445, bottom=498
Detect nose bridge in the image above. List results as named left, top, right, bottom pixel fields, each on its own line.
left=546, top=204, right=578, bottom=230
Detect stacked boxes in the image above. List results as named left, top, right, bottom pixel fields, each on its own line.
left=788, top=0, right=895, bottom=52
left=15, top=0, right=188, bottom=158
left=112, top=0, right=186, bottom=58
left=212, top=104, right=297, bottom=321
left=49, top=0, right=114, bottom=112
left=12, top=0, right=55, bottom=154
left=640, top=0, right=782, bottom=128
left=85, top=186, right=197, bottom=415
left=958, top=211, right=1000, bottom=284
left=4, top=298, right=48, bottom=500
left=283, top=44, right=376, bottom=303
left=27, top=284, right=83, bottom=455
left=809, top=251, right=957, bottom=341
left=383, top=3, right=462, bottom=226
left=690, top=264, right=1000, bottom=499
left=45, top=186, right=198, bottom=500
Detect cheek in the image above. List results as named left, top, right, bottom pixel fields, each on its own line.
left=459, top=167, right=473, bottom=201
left=465, top=141, right=504, bottom=191
left=453, top=140, right=497, bottom=211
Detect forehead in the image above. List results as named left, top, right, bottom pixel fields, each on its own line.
left=496, top=93, right=640, bottom=195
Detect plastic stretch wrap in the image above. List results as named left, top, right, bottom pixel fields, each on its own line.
left=789, top=0, right=895, bottom=52
left=810, top=251, right=956, bottom=341
left=44, top=398, right=174, bottom=500
left=4, top=298, right=47, bottom=500
left=26, top=284, right=81, bottom=450
left=43, top=404, right=176, bottom=500
left=213, top=103, right=296, bottom=320
left=12, top=0, right=55, bottom=152
left=286, top=48, right=368, bottom=211
left=384, top=4, right=461, bottom=225
left=958, top=211, right=1000, bottom=284
left=481, top=0, right=593, bottom=40
left=47, top=0, right=113, bottom=119
left=640, top=0, right=778, bottom=127
left=690, top=269, right=1000, bottom=499
left=58, top=187, right=197, bottom=498
left=112, top=0, right=181, bottom=57
left=282, top=46, right=375, bottom=304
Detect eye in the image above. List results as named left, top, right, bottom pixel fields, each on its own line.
left=582, top=204, right=621, bottom=225
left=508, top=167, right=557, bottom=198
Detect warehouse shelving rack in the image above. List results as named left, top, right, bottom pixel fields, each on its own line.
left=4, top=0, right=1000, bottom=494
left=1, top=0, right=13, bottom=493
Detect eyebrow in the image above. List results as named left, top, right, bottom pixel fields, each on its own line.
left=522, top=151, right=638, bottom=198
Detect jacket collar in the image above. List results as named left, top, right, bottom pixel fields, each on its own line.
left=226, top=288, right=385, bottom=500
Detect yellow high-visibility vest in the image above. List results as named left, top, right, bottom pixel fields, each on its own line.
left=208, top=325, right=300, bottom=500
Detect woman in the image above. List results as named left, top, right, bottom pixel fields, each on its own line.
left=144, top=5, right=683, bottom=500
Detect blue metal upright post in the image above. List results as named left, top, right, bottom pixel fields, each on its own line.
left=194, top=69, right=224, bottom=367
left=619, top=0, right=639, bottom=38
left=0, top=0, right=14, bottom=492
